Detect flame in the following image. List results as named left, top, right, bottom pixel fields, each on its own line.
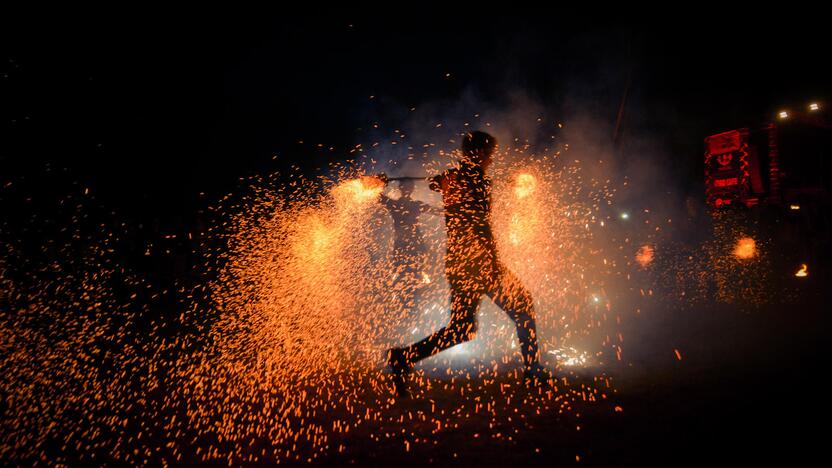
left=795, top=264, right=808, bottom=277
left=635, top=245, right=654, bottom=268
left=514, top=173, right=537, bottom=199
left=733, top=237, right=757, bottom=260
left=332, top=176, right=384, bottom=205
left=421, top=272, right=431, bottom=284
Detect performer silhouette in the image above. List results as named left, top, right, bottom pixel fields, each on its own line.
left=386, top=131, right=551, bottom=397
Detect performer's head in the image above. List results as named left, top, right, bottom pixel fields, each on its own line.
left=462, top=131, right=497, bottom=170
left=399, top=179, right=415, bottom=198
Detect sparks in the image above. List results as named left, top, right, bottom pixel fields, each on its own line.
left=733, top=236, right=757, bottom=260
left=635, top=245, right=654, bottom=268
left=514, top=172, right=537, bottom=199
left=332, top=176, right=385, bottom=204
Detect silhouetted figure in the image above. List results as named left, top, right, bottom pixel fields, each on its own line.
left=387, top=131, right=551, bottom=398
left=380, top=179, right=438, bottom=314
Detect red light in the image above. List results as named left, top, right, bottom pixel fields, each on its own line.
left=713, top=177, right=739, bottom=188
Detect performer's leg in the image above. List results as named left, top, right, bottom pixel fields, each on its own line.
left=487, top=266, right=541, bottom=369
left=402, top=282, right=480, bottom=364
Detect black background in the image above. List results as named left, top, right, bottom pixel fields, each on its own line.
left=4, top=10, right=829, bottom=219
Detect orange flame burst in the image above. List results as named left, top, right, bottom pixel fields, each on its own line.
left=635, top=245, right=654, bottom=268
left=733, top=236, right=757, bottom=260
left=331, top=176, right=385, bottom=205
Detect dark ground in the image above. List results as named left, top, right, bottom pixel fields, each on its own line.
left=317, top=284, right=830, bottom=467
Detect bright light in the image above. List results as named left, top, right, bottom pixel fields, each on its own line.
left=447, top=341, right=473, bottom=356
left=733, top=237, right=757, bottom=260
left=332, top=176, right=384, bottom=204
left=548, top=347, right=590, bottom=367
left=795, top=264, right=808, bottom=278
left=514, top=173, right=537, bottom=199
left=778, top=110, right=789, bottom=119
left=619, top=212, right=629, bottom=220
left=809, top=103, right=820, bottom=111
left=790, top=204, right=801, bottom=210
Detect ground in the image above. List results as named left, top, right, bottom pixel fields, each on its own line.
left=317, top=289, right=829, bottom=467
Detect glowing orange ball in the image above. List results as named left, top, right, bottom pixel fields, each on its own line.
left=733, top=237, right=757, bottom=260
left=635, top=245, right=654, bottom=267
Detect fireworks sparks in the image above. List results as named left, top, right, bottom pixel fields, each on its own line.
left=333, top=175, right=386, bottom=204
left=170, top=152, right=618, bottom=463
left=657, top=208, right=778, bottom=306
left=548, top=347, right=592, bottom=367
left=635, top=245, right=654, bottom=268
left=0, top=182, right=168, bottom=463
left=733, top=236, right=758, bottom=260
left=2, top=116, right=805, bottom=464
left=504, top=170, right=544, bottom=246
left=514, top=172, right=537, bottom=199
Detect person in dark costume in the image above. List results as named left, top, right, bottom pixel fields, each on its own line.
left=386, top=131, right=551, bottom=397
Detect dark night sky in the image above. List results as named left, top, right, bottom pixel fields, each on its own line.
left=3, top=10, right=829, bottom=219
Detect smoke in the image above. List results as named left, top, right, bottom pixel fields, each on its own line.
left=332, top=51, right=762, bottom=385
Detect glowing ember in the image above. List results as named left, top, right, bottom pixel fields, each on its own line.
left=635, top=245, right=654, bottom=268
left=733, top=236, right=757, bottom=260
left=795, top=263, right=808, bottom=277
